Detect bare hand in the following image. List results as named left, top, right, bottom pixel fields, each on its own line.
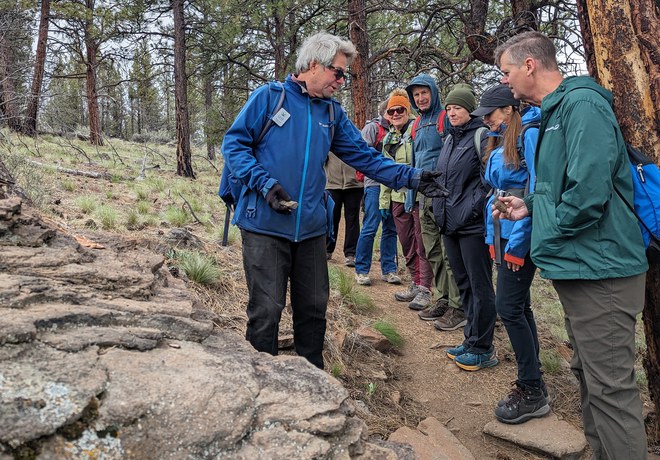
left=492, top=196, right=528, bottom=221
left=507, top=261, right=521, bottom=272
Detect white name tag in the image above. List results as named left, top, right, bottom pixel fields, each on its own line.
left=272, top=108, right=290, bottom=127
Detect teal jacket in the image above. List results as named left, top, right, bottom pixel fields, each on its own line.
left=525, top=76, right=647, bottom=279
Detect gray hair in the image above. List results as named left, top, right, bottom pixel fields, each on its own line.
left=377, top=100, right=388, bottom=116
left=494, top=31, right=559, bottom=71
left=295, top=32, right=357, bottom=73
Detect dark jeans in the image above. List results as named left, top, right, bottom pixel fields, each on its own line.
left=494, top=245, right=541, bottom=385
left=326, top=187, right=363, bottom=257
left=443, top=233, right=496, bottom=354
left=241, top=230, right=329, bottom=369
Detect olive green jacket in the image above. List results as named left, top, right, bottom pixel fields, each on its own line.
left=524, top=76, right=647, bottom=280
left=380, top=121, right=414, bottom=209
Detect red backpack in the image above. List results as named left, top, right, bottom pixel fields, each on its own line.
left=356, top=122, right=388, bottom=182
left=410, top=109, right=447, bottom=140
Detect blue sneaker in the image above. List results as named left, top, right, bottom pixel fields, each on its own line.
left=454, top=349, right=499, bottom=371
left=445, top=344, right=466, bottom=360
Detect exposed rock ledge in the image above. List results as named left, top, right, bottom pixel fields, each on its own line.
left=0, top=197, right=412, bottom=459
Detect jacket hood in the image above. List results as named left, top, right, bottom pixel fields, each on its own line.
left=543, top=76, right=613, bottom=113
left=406, top=74, right=442, bottom=114
left=521, top=105, right=541, bottom=125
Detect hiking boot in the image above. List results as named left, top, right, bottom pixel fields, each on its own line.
left=454, top=349, right=499, bottom=371
left=445, top=344, right=466, bottom=360
left=355, top=273, right=371, bottom=286
left=381, top=272, right=402, bottom=284
left=497, top=381, right=549, bottom=407
left=408, top=286, right=431, bottom=310
left=494, top=383, right=550, bottom=424
left=418, top=299, right=449, bottom=321
left=395, top=283, right=419, bottom=302
left=345, top=256, right=356, bottom=267
left=433, top=308, right=467, bottom=331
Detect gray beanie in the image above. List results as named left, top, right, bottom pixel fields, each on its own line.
left=444, top=84, right=477, bottom=113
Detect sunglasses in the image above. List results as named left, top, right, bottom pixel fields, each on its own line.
left=325, top=64, right=347, bottom=81
left=386, top=107, right=407, bottom=116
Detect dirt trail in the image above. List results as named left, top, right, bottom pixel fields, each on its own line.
left=328, top=227, right=554, bottom=459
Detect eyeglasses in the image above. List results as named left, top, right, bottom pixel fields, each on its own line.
left=325, top=64, right=347, bottom=81
left=386, top=107, right=407, bottom=116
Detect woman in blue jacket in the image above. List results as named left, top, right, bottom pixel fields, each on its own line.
left=472, top=84, right=549, bottom=424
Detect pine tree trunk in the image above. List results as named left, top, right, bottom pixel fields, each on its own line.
left=172, top=0, right=195, bottom=178
left=23, top=0, right=50, bottom=136
left=577, top=0, right=660, bottom=440
left=0, top=13, right=22, bottom=133
left=84, top=0, right=102, bottom=146
left=348, top=0, right=368, bottom=129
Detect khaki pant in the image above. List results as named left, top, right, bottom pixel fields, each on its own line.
left=553, top=273, right=647, bottom=460
left=420, top=199, right=461, bottom=308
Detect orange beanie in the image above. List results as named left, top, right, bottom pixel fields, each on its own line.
left=386, top=89, right=411, bottom=111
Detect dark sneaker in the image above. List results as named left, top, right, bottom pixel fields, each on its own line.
left=395, top=283, right=419, bottom=302
left=494, top=384, right=550, bottom=424
left=445, top=344, right=466, bottom=360
left=418, top=299, right=449, bottom=321
left=433, top=308, right=467, bottom=331
left=408, top=287, right=431, bottom=310
left=497, top=381, right=550, bottom=407
left=345, top=256, right=356, bottom=267
left=454, top=349, right=499, bottom=371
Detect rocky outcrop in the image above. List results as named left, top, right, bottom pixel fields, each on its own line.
left=0, top=197, right=407, bottom=459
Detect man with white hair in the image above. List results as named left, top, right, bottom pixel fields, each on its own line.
left=222, top=32, right=447, bottom=369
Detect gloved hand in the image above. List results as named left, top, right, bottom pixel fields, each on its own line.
left=266, top=183, right=293, bottom=214
left=417, top=171, right=450, bottom=197
left=380, top=209, right=391, bottom=220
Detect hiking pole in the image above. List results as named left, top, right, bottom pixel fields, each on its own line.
left=221, top=205, right=231, bottom=246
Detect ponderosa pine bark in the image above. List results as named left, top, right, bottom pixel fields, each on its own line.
left=348, top=0, right=369, bottom=128
left=23, top=0, right=50, bottom=136
left=172, top=0, right=195, bottom=178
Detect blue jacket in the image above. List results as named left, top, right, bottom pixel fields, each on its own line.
left=405, top=74, right=444, bottom=211
left=484, top=106, right=540, bottom=264
left=221, top=75, right=422, bottom=242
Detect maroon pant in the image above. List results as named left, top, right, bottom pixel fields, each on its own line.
left=391, top=202, right=432, bottom=289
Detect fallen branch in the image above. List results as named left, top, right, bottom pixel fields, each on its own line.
left=27, top=160, right=111, bottom=180
left=178, top=192, right=204, bottom=225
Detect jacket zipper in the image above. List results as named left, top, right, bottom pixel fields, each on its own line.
left=294, top=101, right=313, bottom=241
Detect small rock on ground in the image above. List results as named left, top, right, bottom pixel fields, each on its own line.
left=388, top=416, right=475, bottom=460
left=483, top=411, right=587, bottom=460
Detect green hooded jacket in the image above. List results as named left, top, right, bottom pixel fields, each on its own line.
left=524, top=76, right=648, bottom=280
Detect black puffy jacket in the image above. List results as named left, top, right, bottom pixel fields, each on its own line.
left=432, top=117, right=489, bottom=236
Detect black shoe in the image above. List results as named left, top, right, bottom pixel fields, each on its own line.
left=494, top=383, right=550, bottom=424
left=497, top=380, right=549, bottom=407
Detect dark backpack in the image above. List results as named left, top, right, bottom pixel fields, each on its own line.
left=410, top=109, right=448, bottom=140
left=218, top=81, right=286, bottom=209
left=355, top=121, right=387, bottom=182
left=614, top=144, right=660, bottom=263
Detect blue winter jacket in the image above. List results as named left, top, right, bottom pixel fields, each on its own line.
left=221, top=75, right=423, bottom=242
left=405, top=74, right=445, bottom=211
left=484, top=106, right=540, bottom=264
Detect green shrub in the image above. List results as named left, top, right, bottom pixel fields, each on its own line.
left=372, top=319, right=403, bottom=348
left=539, top=349, right=564, bottom=375
left=75, top=196, right=97, bottom=214
left=176, top=251, right=221, bottom=284
left=136, top=200, right=151, bottom=215
left=61, top=179, right=76, bottom=192
left=164, top=206, right=189, bottom=226
left=95, top=206, right=118, bottom=230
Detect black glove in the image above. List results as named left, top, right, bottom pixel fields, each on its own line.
left=266, top=183, right=293, bottom=214
left=418, top=171, right=450, bottom=198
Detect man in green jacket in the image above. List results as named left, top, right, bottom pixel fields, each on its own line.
left=493, top=31, right=648, bottom=459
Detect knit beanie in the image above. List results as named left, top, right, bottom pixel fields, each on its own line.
left=386, top=88, right=411, bottom=112
left=444, top=84, right=477, bottom=113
